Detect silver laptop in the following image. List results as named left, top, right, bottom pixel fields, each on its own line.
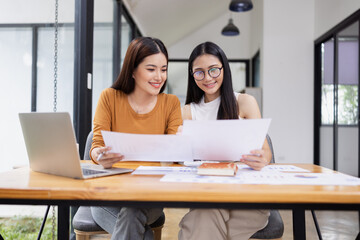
left=19, top=112, right=133, bottom=179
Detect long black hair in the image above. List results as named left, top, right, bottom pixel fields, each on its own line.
left=112, top=37, right=168, bottom=93
left=185, top=42, right=239, bottom=119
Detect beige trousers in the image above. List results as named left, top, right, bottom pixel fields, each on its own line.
left=178, top=209, right=269, bottom=240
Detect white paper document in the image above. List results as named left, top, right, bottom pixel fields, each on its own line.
left=132, top=166, right=196, bottom=175
left=131, top=165, right=309, bottom=175
left=160, top=166, right=360, bottom=186
left=101, top=131, right=193, bottom=162
left=182, top=119, right=271, bottom=161
left=237, top=164, right=310, bottom=172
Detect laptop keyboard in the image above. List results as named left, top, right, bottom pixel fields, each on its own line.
left=82, top=168, right=108, bottom=176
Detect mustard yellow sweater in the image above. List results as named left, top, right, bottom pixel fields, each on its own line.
left=90, top=88, right=182, bottom=162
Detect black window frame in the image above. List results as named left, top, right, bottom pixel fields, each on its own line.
left=314, top=9, right=360, bottom=177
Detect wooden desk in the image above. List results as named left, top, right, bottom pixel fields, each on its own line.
left=0, top=163, right=359, bottom=240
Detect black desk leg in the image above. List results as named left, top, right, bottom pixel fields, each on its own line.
left=293, top=209, right=306, bottom=240
left=58, top=205, right=70, bottom=239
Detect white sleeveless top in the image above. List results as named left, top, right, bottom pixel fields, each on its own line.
left=190, top=92, right=240, bottom=120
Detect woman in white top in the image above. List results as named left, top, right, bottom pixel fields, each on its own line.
left=178, top=42, right=271, bottom=240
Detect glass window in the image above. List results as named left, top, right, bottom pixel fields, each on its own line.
left=92, top=24, right=113, bottom=121
left=338, top=85, right=358, bottom=124
left=91, top=3, right=136, bottom=121
left=252, top=52, right=260, bottom=87
left=37, top=26, right=75, bottom=117
left=337, top=22, right=359, bottom=125
left=337, top=21, right=359, bottom=176
left=321, top=22, right=359, bottom=126
left=167, top=61, right=188, bottom=105
left=0, top=28, right=32, bottom=172
left=92, top=0, right=114, bottom=121
left=121, top=15, right=132, bottom=67
left=321, top=38, right=335, bottom=125
left=229, top=62, right=247, bottom=92
left=318, top=20, right=359, bottom=176
left=0, top=0, right=75, bottom=172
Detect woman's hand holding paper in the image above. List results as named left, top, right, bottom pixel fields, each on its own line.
left=240, top=148, right=271, bottom=171
left=91, top=146, right=124, bottom=169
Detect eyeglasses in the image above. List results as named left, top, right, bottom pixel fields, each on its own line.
left=192, top=67, right=223, bottom=81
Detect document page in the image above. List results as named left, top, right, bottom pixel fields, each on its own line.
left=132, top=166, right=197, bottom=175
left=160, top=165, right=360, bottom=186
left=101, top=131, right=193, bottom=162
left=182, top=119, right=271, bottom=161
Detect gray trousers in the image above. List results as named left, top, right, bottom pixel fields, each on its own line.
left=91, top=206, right=163, bottom=240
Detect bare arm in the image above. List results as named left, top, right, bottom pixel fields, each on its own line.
left=181, top=104, right=192, bottom=120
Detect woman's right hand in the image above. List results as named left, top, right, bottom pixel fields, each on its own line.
left=91, top=146, right=124, bottom=169
left=176, top=125, right=183, bottom=135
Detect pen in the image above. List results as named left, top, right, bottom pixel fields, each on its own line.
left=97, top=152, right=105, bottom=162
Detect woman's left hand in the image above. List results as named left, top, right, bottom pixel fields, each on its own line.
left=240, top=149, right=269, bottom=171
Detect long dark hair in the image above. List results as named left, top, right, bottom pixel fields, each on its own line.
left=185, top=42, right=239, bottom=119
left=112, top=37, right=168, bottom=93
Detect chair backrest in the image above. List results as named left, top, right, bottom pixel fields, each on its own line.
left=266, top=134, right=275, bottom=163
left=83, top=131, right=93, bottom=160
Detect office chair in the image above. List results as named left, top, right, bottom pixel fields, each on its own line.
left=71, top=131, right=165, bottom=240
left=249, top=134, right=284, bottom=240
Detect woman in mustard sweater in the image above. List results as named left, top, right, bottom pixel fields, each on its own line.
left=90, top=37, right=182, bottom=240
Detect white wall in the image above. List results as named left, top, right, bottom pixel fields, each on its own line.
left=315, top=0, right=360, bottom=39
left=262, top=0, right=315, bottom=164
left=250, top=0, right=263, bottom=58
left=168, top=11, right=252, bottom=59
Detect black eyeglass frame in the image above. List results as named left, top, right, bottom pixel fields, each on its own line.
left=191, top=67, right=223, bottom=81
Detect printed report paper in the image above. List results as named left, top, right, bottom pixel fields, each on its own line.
left=182, top=119, right=271, bottom=161
left=101, top=131, right=193, bottom=162
left=160, top=166, right=360, bottom=186
left=132, top=166, right=197, bottom=175
left=237, top=164, right=310, bottom=172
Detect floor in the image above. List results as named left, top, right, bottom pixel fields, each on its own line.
left=90, top=208, right=359, bottom=240
left=0, top=205, right=357, bottom=239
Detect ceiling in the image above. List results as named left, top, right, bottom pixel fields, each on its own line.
left=123, top=0, right=231, bottom=46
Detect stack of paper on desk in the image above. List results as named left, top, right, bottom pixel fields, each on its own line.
left=101, top=119, right=271, bottom=162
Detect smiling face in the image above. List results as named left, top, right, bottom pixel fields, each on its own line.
left=132, top=53, right=168, bottom=96
left=192, top=54, right=223, bottom=102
